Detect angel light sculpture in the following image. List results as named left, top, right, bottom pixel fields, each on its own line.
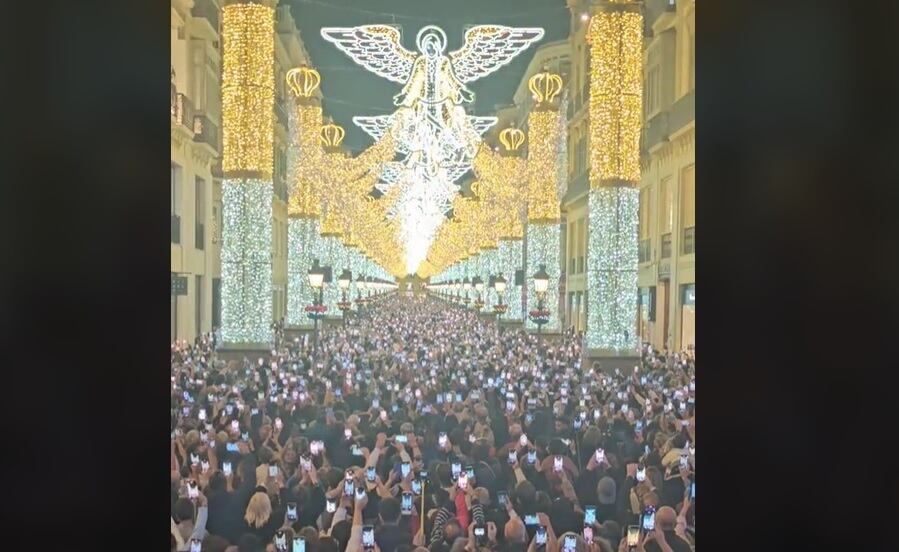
left=321, top=24, right=543, bottom=273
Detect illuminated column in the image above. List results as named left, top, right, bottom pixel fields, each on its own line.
left=220, top=1, right=275, bottom=346
left=524, top=71, right=565, bottom=332
left=585, top=2, right=642, bottom=358
left=285, top=66, right=323, bottom=329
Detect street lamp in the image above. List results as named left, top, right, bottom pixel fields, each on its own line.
left=472, top=276, right=484, bottom=311
left=532, top=264, right=550, bottom=335
left=493, top=274, right=508, bottom=320
left=337, top=268, right=352, bottom=327
left=307, top=259, right=326, bottom=349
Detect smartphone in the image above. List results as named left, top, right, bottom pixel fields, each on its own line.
left=626, top=525, right=640, bottom=546
left=190, top=538, right=202, bottom=552
left=438, top=432, right=448, bottom=447
left=497, top=491, right=509, bottom=507
left=396, top=434, right=408, bottom=444
left=465, top=465, right=475, bottom=479
left=187, top=480, right=199, bottom=499
left=301, top=456, right=312, bottom=471
left=223, top=461, right=232, bottom=476
left=506, top=400, right=515, bottom=412
left=563, top=534, right=577, bottom=550
left=241, top=431, right=250, bottom=442
left=351, top=444, right=363, bottom=456
left=274, top=531, right=288, bottom=551
left=691, top=482, right=695, bottom=499
left=355, top=487, right=366, bottom=501
left=535, top=526, right=547, bottom=546
left=344, top=480, right=355, bottom=497
left=519, top=434, right=528, bottom=447
left=275, top=417, right=283, bottom=430
left=366, top=466, right=376, bottom=482
left=326, top=498, right=337, bottom=513
left=636, top=465, right=646, bottom=482
left=473, top=524, right=486, bottom=544
left=527, top=450, right=537, bottom=464
left=401, top=491, right=413, bottom=514
left=411, top=479, right=422, bottom=495
left=553, top=456, right=563, bottom=472
left=269, top=465, right=279, bottom=477
left=362, top=526, right=375, bottom=550
left=524, top=514, right=538, bottom=526
left=584, top=505, right=597, bottom=525
left=201, top=460, right=210, bottom=473
left=287, top=502, right=298, bottom=521
left=595, top=448, right=605, bottom=464
left=680, top=454, right=689, bottom=469
left=345, top=428, right=353, bottom=440
left=642, top=507, right=656, bottom=531
left=451, top=462, right=461, bottom=479
left=508, top=450, right=517, bottom=464
left=457, top=472, right=468, bottom=490
left=583, top=526, right=594, bottom=544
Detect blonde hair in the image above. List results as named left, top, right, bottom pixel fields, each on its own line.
left=244, top=492, right=272, bottom=528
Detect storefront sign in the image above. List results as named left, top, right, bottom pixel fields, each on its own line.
left=171, top=275, right=188, bottom=296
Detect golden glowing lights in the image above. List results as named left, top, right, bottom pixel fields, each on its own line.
left=288, top=103, right=323, bottom=218
left=587, top=5, right=642, bottom=185
left=320, top=123, right=346, bottom=148
left=286, top=66, right=321, bottom=98
left=499, top=127, right=525, bottom=151
left=528, top=71, right=564, bottom=105
left=221, top=3, right=274, bottom=178
left=526, top=109, right=562, bottom=222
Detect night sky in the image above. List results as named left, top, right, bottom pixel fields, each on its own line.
left=288, top=0, right=571, bottom=151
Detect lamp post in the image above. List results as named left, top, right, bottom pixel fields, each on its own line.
left=307, top=259, right=326, bottom=351
left=493, top=274, right=507, bottom=320
left=532, top=264, right=550, bottom=335
left=472, top=276, right=484, bottom=312
left=338, top=268, right=352, bottom=327
left=462, top=277, right=472, bottom=307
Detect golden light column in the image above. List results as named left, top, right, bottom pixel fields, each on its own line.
left=219, top=0, right=276, bottom=345
left=585, top=0, right=642, bottom=356
left=284, top=65, right=323, bottom=328
left=525, top=69, right=565, bottom=332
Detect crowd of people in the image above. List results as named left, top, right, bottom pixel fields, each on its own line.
left=171, top=293, right=696, bottom=552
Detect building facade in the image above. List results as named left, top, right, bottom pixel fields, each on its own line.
left=562, top=0, right=694, bottom=350
left=171, top=0, right=310, bottom=342
left=171, top=0, right=223, bottom=343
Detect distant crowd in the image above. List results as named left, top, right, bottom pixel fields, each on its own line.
left=171, top=294, right=695, bottom=552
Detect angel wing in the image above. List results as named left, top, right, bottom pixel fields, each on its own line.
left=469, top=116, right=498, bottom=136
left=449, top=25, right=545, bottom=83
left=320, top=25, right=417, bottom=84
left=352, top=115, right=393, bottom=141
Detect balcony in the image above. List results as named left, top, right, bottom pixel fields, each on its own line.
left=638, top=239, right=652, bottom=263
left=171, top=214, right=181, bottom=244
left=661, top=233, right=672, bottom=259
left=191, top=0, right=220, bottom=32
left=682, top=226, right=695, bottom=255
left=196, top=223, right=205, bottom=250
left=192, top=114, right=219, bottom=152
left=171, top=92, right=197, bottom=132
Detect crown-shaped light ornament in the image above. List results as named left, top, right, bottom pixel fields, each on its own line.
left=320, top=123, right=346, bottom=148
left=528, top=70, right=563, bottom=105
left=499, top=126, right=525, bottom=152
left=286, top=66, right=321, bottom=98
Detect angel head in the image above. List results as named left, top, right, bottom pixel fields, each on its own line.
left=416, top=26, right=447, bottom=58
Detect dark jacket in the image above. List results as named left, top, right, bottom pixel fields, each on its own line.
left=644, top=530, right=693, bottom=552
left=375, top=522, right=413, bottom=552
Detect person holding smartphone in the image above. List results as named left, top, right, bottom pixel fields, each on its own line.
left=374, top=496, right=413, bottom=552
left=171, top=492, right=208, bottom=551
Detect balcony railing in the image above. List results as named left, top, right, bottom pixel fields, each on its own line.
left=196, top=223, right=205, bottom=250
left=638, top=239, right=652, bottom=263
left=192, top=0, right=220, bottom=32
left=682, top=226, right=695, bottom=255
left=171, top=214, right=181, bottom=244
left=192, top=114, right=219, bottom=152
left=171, top=92, right=197, bottom=131
left=661, top=233, right=672, bottom=259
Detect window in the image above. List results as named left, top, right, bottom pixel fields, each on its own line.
left=578, top=219, right=586, bottom=274
left=659, top=176, right=673, bottom=234
left=645, top=66, right=661, bottom=117
left=568, top=221, right=577, bottom=273
left=195, top=275, right=203, bottom=337
left=212, top=278, right=221, bottom=328
left=681, top=165, right=695, bottom=254
left=195, top=177, right=205, bottom=250
left=171, top=164, right=181, bottom=244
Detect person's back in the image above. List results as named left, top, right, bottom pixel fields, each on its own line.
left=376, top=497, right=413, bottom=552
left=644, top=507, right=692, bottom=552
